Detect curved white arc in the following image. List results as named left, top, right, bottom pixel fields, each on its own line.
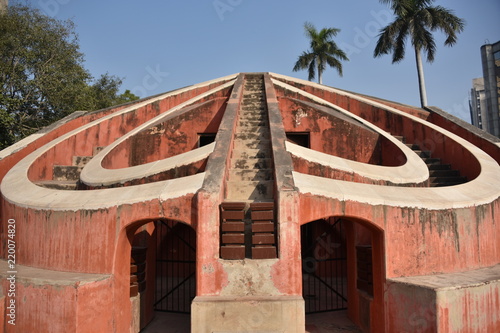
left=272, top=78, right=429, bottom=184
left=293, top=171, right=499, bottom=210
left=270, top=72, right=497, bottom=181
left=268, top=73, right=500, bottom=208
left=88, top=79, right=234, bottom=169
left=1, top=172, right=205, bottom=211
left=286, top=141, right=425, bottom=184
left=0, top=75, right=238, bottom=211
left=81, top=142, right=215, bottom=186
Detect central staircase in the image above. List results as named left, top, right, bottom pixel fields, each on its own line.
left=220, top=74, right=277, bottom=260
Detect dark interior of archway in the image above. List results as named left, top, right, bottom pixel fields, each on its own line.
left=301, top=218, right=348, bottom=314
left=154, top=220, right=196, bottom=314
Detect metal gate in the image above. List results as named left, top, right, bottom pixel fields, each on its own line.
left=154, top=220, right=196, bottom=313
left=301, top=218, right=347, bottom=313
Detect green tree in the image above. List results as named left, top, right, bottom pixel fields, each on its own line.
left=0, top=5, right=90, bottom=148
left=0, top=5, right=139, bottom=150
left=374, top=0, right=465, bottom=107
left=83, top=73, right=139, bottom=111
left=293, top=22, right=349, bottom=85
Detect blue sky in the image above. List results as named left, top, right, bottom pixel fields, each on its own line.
left=27, top=0, right=500, bottom=121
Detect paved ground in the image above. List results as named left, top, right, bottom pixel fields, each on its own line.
left=306, top=311, right=363, bottom=332
left=142, top=310, right=362, bottom=333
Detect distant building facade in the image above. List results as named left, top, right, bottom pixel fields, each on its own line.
left=470, top=77, right=487, bottom=130
left=472, top=41, right=500, bottom=137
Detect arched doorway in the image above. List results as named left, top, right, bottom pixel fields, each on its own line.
left=301, top=218, right=348, bottom=313
left=154, top=219, right=196, bottom=314
left=301, top=217, right=384, bottom=333
left=128, top=219, right=197, bottom=333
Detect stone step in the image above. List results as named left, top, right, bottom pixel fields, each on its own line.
left=239, top=115, right=267, bottom=122
left=412, top=150, right=431, bottom=158
left=233, top=139, right=270, bottom=150
left=393, top=135, right=404, bottom=142
left=72, top=156, right=93, bottom=167
left=429, top=176, right=467, bottom=184
left=53, top=165, right=83, bottom=181
left=240, top=110, right=267, bottom=118
left=35, top=180, right=78, bottom=190
left=429, top=169, right=460, bottom=177
left=243, top=93, right=264, bottom=98
left=427, top=163, right=452, bottom=170
left=228, top=169, right=273, bottom=182
left=243, top=90, right=264, bottom=94
left=239, top=120, right=267, bottom=127
left=431, top=181, right=467, bottom=187
left=241, top=106, right=266, bottom=111
left=234, top=132, right=268, bottom=141
left=226, top=180, right=274, bottom=201
left=242, top=99, right=265, bottom=104
left=230, top=158, right=272, bottom=170
left=232, top=148, right=271, bottom=159
left=406, top=143, right=421, bottom=150
left=235, top=125, right=269, bottom=134
left=422, top=157, right=442, bottom=165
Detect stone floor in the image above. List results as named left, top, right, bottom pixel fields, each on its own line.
left=141, top=310, right=362, bottom=333
left=306, top=311, right=363, bottom=332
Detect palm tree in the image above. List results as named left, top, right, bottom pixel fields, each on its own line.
left=293, top=22, right=349, bottom=85
left=374, top=0, right=465, bottom=107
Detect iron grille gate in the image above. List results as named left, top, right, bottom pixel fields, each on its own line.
left=302, top=219, right=347, bottom=314
left=154, top=220, right=196, bottom=314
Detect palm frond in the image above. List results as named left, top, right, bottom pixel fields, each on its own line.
left=293, top=51, right=315, bottom=72
left=307, top=58, right=316, bottom=81
left=293, top=22, right=349, bottom=82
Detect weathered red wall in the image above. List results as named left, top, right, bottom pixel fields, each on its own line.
left=1, top=277, right=114, bottom=333
left=277, top=96, right=384, bottom=164
left=103, top=98, right=227, bottom=169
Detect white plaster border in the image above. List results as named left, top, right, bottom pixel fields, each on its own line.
left=1, top=74, right=238, bottom=211
left=270, top=73, right=500, bottom=209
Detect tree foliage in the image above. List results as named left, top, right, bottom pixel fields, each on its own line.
left=293, top=22, right=349, bottom=84
left=0, top=5, right=138, bottom=150
left=374, top=0, right=465, bottom=106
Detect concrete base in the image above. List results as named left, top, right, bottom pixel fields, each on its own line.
left=191, top=295, right=305, bottom=333
left=387, top=264, right=500, bottom=332
left=130, top=294, right=140, bottom=333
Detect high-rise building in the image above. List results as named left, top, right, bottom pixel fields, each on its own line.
left=470, top=77, right=487, bottom=130
left=474, top=41, right=500, bottom=137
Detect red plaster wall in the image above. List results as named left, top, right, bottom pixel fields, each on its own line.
left=437, top=282, right=500, bottom=332
left=0, top=277, right=114, bottom=333
left=103, top=97, right=227, bottom=169
left=274, top=80, right=482, bottom=182
left=277, top=97, right=384, bottom=165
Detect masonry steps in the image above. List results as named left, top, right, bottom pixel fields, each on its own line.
left=226, top=180, right=274, bottom=201
left=394, top=135, right=467, bottom=187
left=53, top=165, right=83, bottom=181
left=228, top=169, right=273, bottom=181
left=35, top=180, right=79, bottom=190
left=35, top=146, right=104, bottom=190
left=232, top=148, right=271, bottom=159
left=220, top=74, right=277, bottom=260
left=233, top=139, right=270, bottom=150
